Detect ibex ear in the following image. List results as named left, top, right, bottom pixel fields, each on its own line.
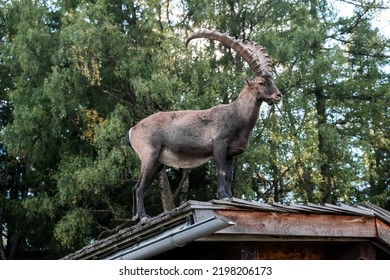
left=245, top=79, right=253, bottom=88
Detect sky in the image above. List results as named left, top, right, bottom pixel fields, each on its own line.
left=333, top=0, right=390, bottom=38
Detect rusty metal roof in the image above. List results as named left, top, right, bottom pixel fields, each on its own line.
left=214, top=198, right=389, bottom=218
left=62, top=199, right=390, bottom=260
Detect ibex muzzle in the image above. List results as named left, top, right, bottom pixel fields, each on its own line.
left=128, top=29, right=282, bottom=222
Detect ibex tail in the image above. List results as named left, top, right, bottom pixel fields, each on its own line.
left=126, top=128, right=133, bottom=150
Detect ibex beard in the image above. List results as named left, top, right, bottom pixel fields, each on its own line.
left=128, top=30, right=282, bottom=222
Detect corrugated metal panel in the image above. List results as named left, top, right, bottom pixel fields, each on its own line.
left=213, top=198, right=291, bottom=212
left=212, top=199, right=379, bottom=218
left=358, top=202, right=390, bottom=224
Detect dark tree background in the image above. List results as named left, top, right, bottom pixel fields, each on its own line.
left=0, top=0, right=389, bottom=259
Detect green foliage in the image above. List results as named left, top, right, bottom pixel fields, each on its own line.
left=0, top=0, right=389, bottom=259
left=54, top=207, right=94, bottom=250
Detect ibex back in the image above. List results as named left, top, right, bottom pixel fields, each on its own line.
left=128, top=29, right=282, bottom=222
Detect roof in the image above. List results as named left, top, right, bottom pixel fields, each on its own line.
left=62, top=199, right=390, bottom=260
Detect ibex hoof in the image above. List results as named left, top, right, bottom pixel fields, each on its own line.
left=217, top=193, right=232, bottom=201
left=140, top=216, right=150, bottom=223
left=131, top=215, right=139, bottom=222
left=132, top=214, right=150, bottom=223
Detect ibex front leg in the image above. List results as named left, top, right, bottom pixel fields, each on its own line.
left=213, top=143, right=232, bottom=200
left=224, top=157, right=234, bottom=198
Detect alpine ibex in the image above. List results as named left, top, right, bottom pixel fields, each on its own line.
left=128, top=29, right=282, bottom=222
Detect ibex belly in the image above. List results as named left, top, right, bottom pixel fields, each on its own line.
left=158, top=148, right=212, bottom=169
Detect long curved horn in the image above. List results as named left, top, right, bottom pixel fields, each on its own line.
left=186, top=29, right=273, bottom=76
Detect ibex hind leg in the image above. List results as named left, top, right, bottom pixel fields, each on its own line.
left=133, top=160, right=164, bottom=222
left=131, top=180, right=141, bottom=222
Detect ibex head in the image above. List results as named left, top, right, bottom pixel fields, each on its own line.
left=244, top=75, right=282, bottom=106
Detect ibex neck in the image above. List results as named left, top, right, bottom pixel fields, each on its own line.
left=233, top=88, right=262, bottom=128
